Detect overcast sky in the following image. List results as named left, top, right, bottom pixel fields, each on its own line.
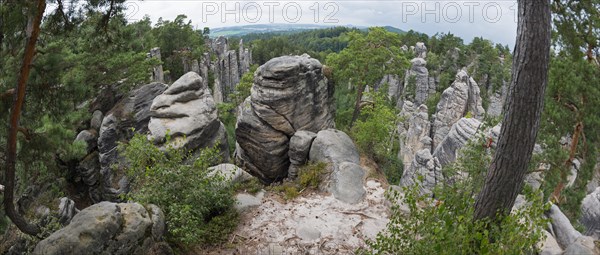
left=124, top=0, right=518, bottom=47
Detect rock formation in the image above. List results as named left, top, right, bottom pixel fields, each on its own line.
left=208, top=36, right=253, bottom=104
left=378, top=74, right=402, bottom=104
left=235, top=54, right=335, bottom=182
left=432, top=118, right=482, bottom=167
left=148, top=47, right=164, bottom=83
left=432, top=70, right=485, bottom=148
left=415, top=42, right=427, bottom=59
left=34, top=202, right=170, bottom=255
left=288, top=131, right=317, bottom=179
left=148, top=71, right=229, bottom=160
left=405, top=58, right=430, bottom=106
left=309, top=129, right=366, bottom=204
left=581, top=187, right=600, bottom=239
left=398, top=102, right=431, bottom=171
left=399, top=149, right=442, bottom=196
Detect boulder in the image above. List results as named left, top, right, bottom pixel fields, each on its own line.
left=563, top=236, right=599, bottom=255
left=432, top=118, right=481, bottom=167
left=546, top=204, right=583, bottom=249
left=58, top=197, right=79, bottom=225
left=148, top=72, right=229, bottom=160
left=580, top=187, right=600, bottom=239
left=399, top=149, right=442, bottom=196
left=208, top=163, right=255, bottom=184
left=288, top=131, right=317, bottom=179
left=236, top=55, right=335, bottom=182
left=33, top=202, right=169, bottom=255
left=235, top=191, right=265, bottom=212
left=75, top=129, right=97, bottom=154
left=399, top=102, right=431, bottom=171
left=309, top=129, right=360, bottom=165
left=539, top=230, right=563, bottom=255
left=90, top=110, right=103, bottom=131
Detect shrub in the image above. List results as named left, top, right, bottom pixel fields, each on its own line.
left=298, top=162, right=327, bottom=189
left=121, top=134, right=238, bottom=248
left=365, top=137, right=550, bottom=254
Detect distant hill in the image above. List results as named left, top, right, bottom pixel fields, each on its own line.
left=209, top=24, right=405, bottom=38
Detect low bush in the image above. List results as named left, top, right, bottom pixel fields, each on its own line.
left=121, top=134, right=238, bottom=248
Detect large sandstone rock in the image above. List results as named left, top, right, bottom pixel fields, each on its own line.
left=563, top=236, right=600, bottom=255
left=378, top=74, right=402, bottom=104
left=405, top=58, right=430, bottom=105
left=487, top=81, right=507, bottom=117
left=432, top=118, right=481, bottom=167
left=399, top=149, right=442, bottom=196
left=95, top=82, right=167, bottom=202
left=33, top=202, right=170, bottom=255
left=546, top=204, right=583, bottom=249
left=309, top=129, right=366, bottom=204
left=581, top=187, right=600, bottom=239
left=432, top=70, right=484, bottom=148
left=148, top=72, right=229, bottom=159
left=236, top=55, right=335, bottom=182
left=309, top=129, right=359, bottom=165
left=415, top=42, right=427, bottom=59
left=398, top=102, right=431, bottom=171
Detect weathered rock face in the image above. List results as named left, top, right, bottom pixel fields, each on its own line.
left=398, top=102, right=431, bottom=171
left=148, top=47, right=164, bottom=83
left=405, top=58, right=430, bottom=105
left=487, top=81, right=507, bottom=117
left=33, top=202, right=171, bottom=255
left=415, top=42, right=427, bottom=59
left=93, top=82, right=166, bottom=202
left=378, top=74, right=402, bottom=104
left=432, top=70, right=485, bottom=148
left=58, top=197, right=79, bottom=225
left=563, top=236, right=600, bottom=255
left=309, top=129, right=366, bottom=204
left=399, top=149, right=442, bottom=196
left=236, top=55, right=335, bottom=182
left=546, top=204, right=583, bottom=249
left=209, top=36, right=253, bottom=104
left=433, top=118, right=481, bottom=167
left=580, top=187, right=600, bottom=239
left=148, top=72, right=229, bottom=159
left=288, top=131, right=317, bottom=179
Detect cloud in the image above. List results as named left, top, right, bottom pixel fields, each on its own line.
left=126, top=0, right=518, bottom=47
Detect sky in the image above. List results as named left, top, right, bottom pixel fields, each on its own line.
left=123, top=0, right=519, bottom=47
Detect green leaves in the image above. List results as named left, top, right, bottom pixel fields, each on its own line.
left=121, top=134, right=238, bottom=248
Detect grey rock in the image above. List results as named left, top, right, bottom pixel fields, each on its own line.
left=399, top=103, right=431, bottom=171
left=433, top=118, right=481, bottom=167
left=208, top=163, right=255, bottom=184
left=146, top=204, right=166, bottom=240
left=415, top=42, right=427, bottom=59
left=75, top=129, right=97, bottom=154
left=486, top=81, right=507, bottom=118
left=329, top=162, right=366, bottom=204
left=90, top=110, right=103, bottom=130
left=148, top=47, right=164, bottom=83
left=563, top=236, right=599, bottom=255
left=566, top=158, right=581, bottom=188
left=405, top=58, right=430, bottom=105
left=379, top=74, right=402, bottom=104
left=235, top=191, right=265, bottom=212
left=34, top=202, right=168, bottom=255
left=288, top=131, right=317, bottom=178
left=546, top=204, right=582, bottom=249
left=149, top=72, right=230, bottom=160
left=399, top=149, right=442, bottom=196
left=309, top=129, right=360, bottom=165
left=540, top=230, right=563, bottom=255
left=58, top=197, right=79, bottom=225
left=432, top=70, right=484, bottom=148
left=236, top=55, right=335, bottom=182
left=581, top=187, right=600, bottom=239
left=587, top=162, right=600, bottom=194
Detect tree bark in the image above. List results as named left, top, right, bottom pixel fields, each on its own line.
left=3, top=0, right=46, bottom=236
left=473, top=0, right=552, bottom=221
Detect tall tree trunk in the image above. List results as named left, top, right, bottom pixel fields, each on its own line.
left=473, top=0, right=551, bottom=221
left=3, top=0, right=46, bottom=236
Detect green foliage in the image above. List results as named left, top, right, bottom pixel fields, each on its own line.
left=538, top=54, right=600, bottom=220
left=425, top=92, right=441, bottom=116
left=121, top=134, right=238, bottom=247
left=327, top=27, right=409, bottom=130
left=351, top=91, right=401, bottom=183
left=366, top=138, right=550, bottom=255
left=270, top=162, right=328, bottom=201
left=234, top=178, right=263, bottom=195
left=218, top=65, right=257, bottom=153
